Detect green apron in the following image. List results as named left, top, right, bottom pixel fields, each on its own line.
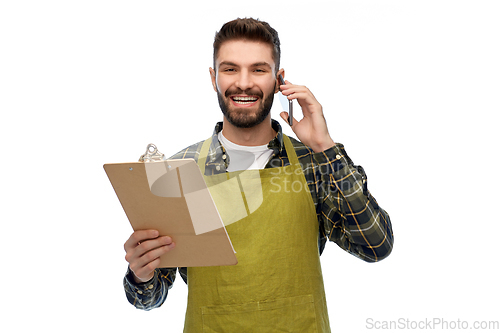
left=184, top=135, right=331, bottom=333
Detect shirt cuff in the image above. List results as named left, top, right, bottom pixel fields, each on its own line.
left=124, top=267, right=158, bottom=296
left=312, top=142, right=352, bottom=173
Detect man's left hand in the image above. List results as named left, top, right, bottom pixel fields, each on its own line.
left=279, top=81, right=335, bottom=153
left=280, top=81, right=335, bottom=153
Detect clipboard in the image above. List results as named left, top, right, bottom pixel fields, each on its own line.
left=103, top=145, right=237, bottom=268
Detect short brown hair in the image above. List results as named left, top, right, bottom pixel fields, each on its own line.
left=213, top=18, right=281, bottom=72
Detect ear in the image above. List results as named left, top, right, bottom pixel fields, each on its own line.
left=275, top=68, right=285, bottom=93
left=209, top=67, right=217, bottom=92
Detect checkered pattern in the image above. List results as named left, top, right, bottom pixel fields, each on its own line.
left=124, top=119, right=394, bottom=310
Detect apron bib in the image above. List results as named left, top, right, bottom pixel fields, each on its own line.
left=184, top=135, right=330, bottom=333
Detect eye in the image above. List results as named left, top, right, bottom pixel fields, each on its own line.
left=225, top=68, right=238, bottom=73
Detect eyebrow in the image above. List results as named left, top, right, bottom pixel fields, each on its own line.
left=251, top=62, right=273, bottom=69
left=218, top=61, right=273, bottom=69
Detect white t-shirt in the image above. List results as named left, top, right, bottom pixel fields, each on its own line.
left=218, top=131, right=274, bottom=172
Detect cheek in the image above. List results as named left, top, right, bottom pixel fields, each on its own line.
left=215, top=73, right=232, bottom=89
left=263, top=80, right=277, bottom=95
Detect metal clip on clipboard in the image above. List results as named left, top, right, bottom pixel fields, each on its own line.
left=139, top=143, right=166, bottom=162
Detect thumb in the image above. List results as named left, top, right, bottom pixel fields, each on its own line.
left=280, top=111, right=297, bottom=128
left=280, top=111, right=289, bottom=123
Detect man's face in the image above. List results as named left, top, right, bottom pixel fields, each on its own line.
left=210, top=40, right=282, bottom=128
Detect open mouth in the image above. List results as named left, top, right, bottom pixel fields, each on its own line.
left=231, top=96, right=259, bottom=105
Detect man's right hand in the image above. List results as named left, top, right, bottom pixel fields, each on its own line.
left=124, top=230, right=175, bottom=283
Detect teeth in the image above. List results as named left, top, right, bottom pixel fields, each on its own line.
left=233, top=96, right=258, bottom=102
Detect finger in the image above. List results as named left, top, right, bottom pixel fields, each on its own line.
left=137, top=236, right=173, bottom=255
left=281, top=82, right=310, bottom=93
left=124, top=229, right=159, bottom=251
left=280, top=81, right=294, bottom=93
left=280, top=80, right=300, bottom=93
left=131, top=258, right=160, bottom=283
left=129, top=242, right=175, bottom=278
left=280, top=112, right=299, bottom=128
left=140, top=242, right=176, bottom=265
left=281, top=85, right=317, bottom=101
left=285, top=91, right=320, bottom=111
left=125, top=236, right=173, bottom=264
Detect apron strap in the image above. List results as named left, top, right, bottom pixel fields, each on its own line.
left=198, top=137, right=212, bottom=175
left=282, top=134, right=300, bottom=168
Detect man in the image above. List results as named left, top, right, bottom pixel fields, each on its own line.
left=123, top=18, right=393, bottom=332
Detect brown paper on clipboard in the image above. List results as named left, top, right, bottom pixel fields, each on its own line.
left=104, top=159, right=237, bottom=268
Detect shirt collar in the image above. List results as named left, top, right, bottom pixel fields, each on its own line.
left=204, top=119, right=284, bottom=173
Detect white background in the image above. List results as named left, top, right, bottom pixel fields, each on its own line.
left=1, top=1, right=499, bottom=332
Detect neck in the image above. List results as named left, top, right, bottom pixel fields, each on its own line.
left=221, top=116, right=275, bottom=146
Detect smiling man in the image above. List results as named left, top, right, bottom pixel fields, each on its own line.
left=214, top=40, right=277, bottom=131
left=122, top=18, right=394, bottom=333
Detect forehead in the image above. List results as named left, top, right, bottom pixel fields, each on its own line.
left=215, top=39, right=275, bottom=70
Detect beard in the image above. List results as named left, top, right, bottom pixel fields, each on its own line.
left=217, top=85, right=275, bottom=129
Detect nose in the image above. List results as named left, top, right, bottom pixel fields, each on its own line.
left=235, top=70, right=254, bottom=91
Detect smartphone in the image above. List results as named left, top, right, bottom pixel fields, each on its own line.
left=278, top=74, right=293, bottom=126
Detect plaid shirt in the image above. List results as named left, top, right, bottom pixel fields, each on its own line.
left=124, top=119, right=394, bottom=310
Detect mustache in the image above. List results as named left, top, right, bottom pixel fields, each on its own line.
left=225, top=88, right=263, bottom=99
